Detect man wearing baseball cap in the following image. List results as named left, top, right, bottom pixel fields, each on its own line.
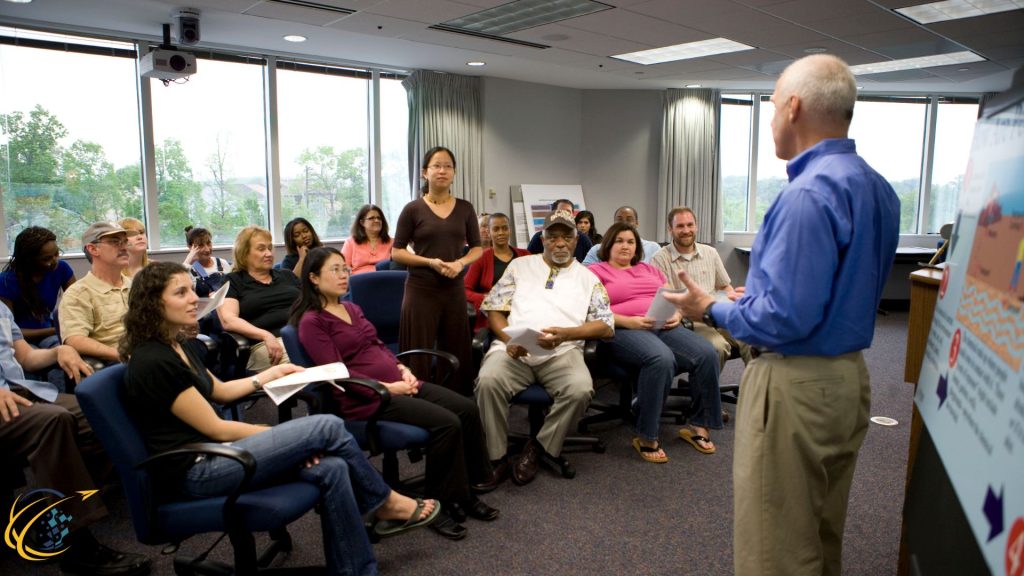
left=475, top=209, right=613, bottom=487
left=58, top=222, right=132, bottom=365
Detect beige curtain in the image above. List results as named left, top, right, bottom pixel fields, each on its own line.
left=402, top=71, right=484, bottom=207
left=658, top=88, right=722, bottom=242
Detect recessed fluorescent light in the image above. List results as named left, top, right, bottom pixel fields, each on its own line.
left=611, top=38, right=755, bottom=66
left=2, top=0, right=34, bottom=4
left=466, top=61, right=486, bottom=67
left=685, top=84, right=702, bottom=88
left=847, top=51, right=985, bottom=75
left=804, top=47, right=827, bottom=54
left=283, top=34, right=307, bottom=43
left=896, top=0, right=1024, bottom=24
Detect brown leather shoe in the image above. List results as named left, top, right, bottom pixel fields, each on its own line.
left=471, top=459, right=509, bottom=494
left=511, top=441, right=541, bottom=486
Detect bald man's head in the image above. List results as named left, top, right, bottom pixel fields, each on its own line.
left=775, top=54, right=857, bottom=128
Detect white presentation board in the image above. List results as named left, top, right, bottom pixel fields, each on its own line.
left=510, top=184, right=586, bottom=247
left=914, top=97, right=1024, bottom=575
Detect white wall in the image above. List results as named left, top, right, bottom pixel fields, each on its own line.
left=481, top=77, right=583, bottom=225
left=580, top=90, right=663, bottom=241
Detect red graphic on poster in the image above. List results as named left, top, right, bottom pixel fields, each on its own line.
left=949, top=328, right=962, bottom=369
left=1007, top=517, right=1024, bottom=576
left=940, top=266, right=950, bottom=299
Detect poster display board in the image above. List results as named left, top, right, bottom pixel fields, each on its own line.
left=914, top=97, right=1024, bottom=575
left=509, top=185, right=586, bottom=247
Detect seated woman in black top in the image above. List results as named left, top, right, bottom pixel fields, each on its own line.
left=292, top=247, right=499, bottom=541
left=282, top=217, right=324, bottom=276
left=218, top=226, right=299, bottom=371
left=122, top=262, right=439, bottom=575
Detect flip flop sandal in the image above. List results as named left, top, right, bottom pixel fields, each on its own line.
left=632, top=437, right=669, bottom=463
left=678, top=427, right=716, bottom=454
left=374, top=498, right=441, bottom=537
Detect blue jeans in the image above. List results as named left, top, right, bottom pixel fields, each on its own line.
left=607, top=326, right=722, bottom=440
left=182, top=415, right=388, bottom=576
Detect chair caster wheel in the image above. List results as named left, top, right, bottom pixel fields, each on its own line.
left=560, top=463, right=576, bottom=479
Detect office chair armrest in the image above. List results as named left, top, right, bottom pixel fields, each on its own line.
left=334, top=378, right=393, bottom=455
left=195, top=333, right=217, bottom=352
left=395, top=349, right=459, bottom=373
left=471, top=327, right=492, bottom=354
left=137, top=443, right=257, bottom=531
left=582, top=340, right=599, bottom=366
left=81, top=356, right=109, bottom=373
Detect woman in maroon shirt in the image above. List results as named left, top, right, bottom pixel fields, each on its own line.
left=290, top=247, right=497, bottom=541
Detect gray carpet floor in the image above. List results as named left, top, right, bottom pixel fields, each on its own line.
left=2, top=311, right=914, bottom=575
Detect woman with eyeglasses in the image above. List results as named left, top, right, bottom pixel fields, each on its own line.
left=292, top=247, right=498, bottom=541
left=0, top=226, right=77, bottom=348
left=391, top=146, right=482, bottom=395
left=123, top=261, right=440, bottom=575
left=119, top=217, right=150, bottom=279
left=343, top=205, right=394, bottom=275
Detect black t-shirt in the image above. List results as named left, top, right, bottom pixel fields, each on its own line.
left=492, top=253, right=512, bottom=285
left=124, top=339, right=215, bottom=496
left=225, top=269, right=299, bottom=336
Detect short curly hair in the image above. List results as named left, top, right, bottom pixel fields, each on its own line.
left=119, top=261, right=189, bottom=360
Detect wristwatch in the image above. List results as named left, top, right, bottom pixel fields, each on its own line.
left=251, top=375, right=262, bottom=390
left=702, top=302, right=717, bottom=328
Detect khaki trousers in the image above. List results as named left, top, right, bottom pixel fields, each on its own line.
left=475, top=348, right=593, bottom=460
left=733, top=351, right=870, bottom=576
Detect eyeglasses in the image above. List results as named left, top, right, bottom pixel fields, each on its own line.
left=362, top=216, right=382, bottom=222
left=428, top=163, right=454, bottom=171
left=324, top=265, right=351, bottom=276
left=94, top=238, right=129, bottom=247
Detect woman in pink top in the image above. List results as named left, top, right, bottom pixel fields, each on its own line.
left=589, top=222, right=722, bottom=462
left=343, top=204, right=394, bottom=275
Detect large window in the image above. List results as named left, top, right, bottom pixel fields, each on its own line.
left=929, top=100, right=978, bottom=233
left=150, top=56, right=269, bottom=248
left=848, top=98, right=928, bottom=233
left=753, top=95, right=790, bottom=230
left=721, top=93, right=976, bottom=235
left=0, top=29, right=142, bottom=253
left=379, top=77, right=410, bottom=227
left=277, top=64, right=369, bottom=240
left=0, top=27, right=409, bottom=258
left=720, top=95, right=752, bottom=232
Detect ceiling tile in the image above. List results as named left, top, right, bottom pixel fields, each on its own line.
left=760, top=0, right=881, bottom=21
left=361, top=0, right=480, bottom=24
left=326, top=12, right=426, bottom=37
left=506, top=23, right=656, bottom=56
left=244, top=2, right=352, bottom=26
left=556, top=8, right=710, bottom=47
left=805, top=10, right=912, bottom=36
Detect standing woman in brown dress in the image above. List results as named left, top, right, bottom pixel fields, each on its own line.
left=392, top=146, right=482, bottom=395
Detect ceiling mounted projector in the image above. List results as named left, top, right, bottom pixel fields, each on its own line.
left=140, top=49, right=196, bottom=80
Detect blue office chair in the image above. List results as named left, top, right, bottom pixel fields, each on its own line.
left=348, top=271, right=406, bottom=353
left=75, top=364, right=323, bottom=575
left=280, top=324, right=431, bottom=488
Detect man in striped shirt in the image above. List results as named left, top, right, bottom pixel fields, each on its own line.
left=650, top=207, right=751, bottom=369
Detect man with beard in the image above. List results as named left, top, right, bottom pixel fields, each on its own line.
left=475, top=210, right=613, bottom=486
left=651, top=207, right=751, bottom=369
left=58, top=222, right=133, bottom=366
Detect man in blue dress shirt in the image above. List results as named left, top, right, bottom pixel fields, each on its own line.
left=667, top=54, right=900, bottom=575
